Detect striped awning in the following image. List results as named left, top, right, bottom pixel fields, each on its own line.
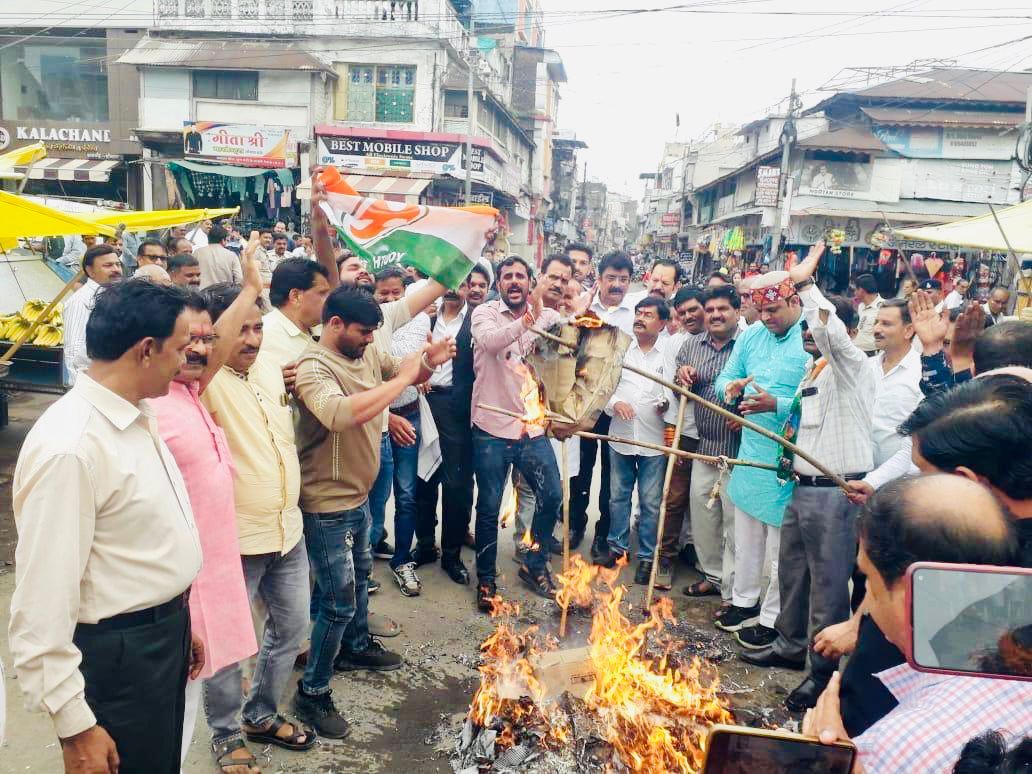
left=297, top=173, right=431, bottom=203
left=17, top=158, right=120, bottom=182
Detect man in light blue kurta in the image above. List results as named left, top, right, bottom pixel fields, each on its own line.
left=713, top=271, right=811, bottom=634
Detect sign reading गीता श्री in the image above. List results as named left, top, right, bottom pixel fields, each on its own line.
left=183, top=122, right=291, bottom=168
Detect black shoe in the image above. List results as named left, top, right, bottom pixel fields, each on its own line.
left=735, top=624, right=779, bottom=650
left=594, top=547, right=627, bottom=569
left=738, top=645, right=806, bottom=671
left=518, top=565, right=557, bottom=600
left=476, top=580, right=498, bottom=613
left=367, top=577, right=380, bottom=595
left=714, top=603, right=761, bottom=632
left=441, top=555, right=470, bottom=585
left=412, top=543, right=440, bottom=567
left=334, top=638, right=403, bottom=672
left=654, top=558, right=674, bottom=591
left=547, top=535, right=563, bottom=556
left=293, top=682, right=351, bottom=740
left=678, top=543, right=699, bottom=569
left=373, top=539, right=394, bottom=560
left=785, top=675, right=827, bottom=713
left=634, top=560, right=653, bottom=586
left=590, top=535, right=607, bottom=562
left=569, top=529, right=585, bottom=551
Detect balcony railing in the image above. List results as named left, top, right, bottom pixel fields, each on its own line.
left=155, top=0, right=466, bottom=45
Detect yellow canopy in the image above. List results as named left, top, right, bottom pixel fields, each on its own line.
left=79, top=207, right=240, bottom=232
left=0, top=189, right=117, bottom=242
left=894, top=199, right=1032, bottom=254
left=0, top=142, right=47, bottom=181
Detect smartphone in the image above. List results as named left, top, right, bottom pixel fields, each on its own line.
left=702, top=725, right=856, bottom=774
left=908, top=562, right=1032, bottom=682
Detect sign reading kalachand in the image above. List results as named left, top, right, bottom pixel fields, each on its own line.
left=183, top=122, right=290, bottom=168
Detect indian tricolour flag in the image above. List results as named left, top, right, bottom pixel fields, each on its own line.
left=317, top=166, right=497, bottom=290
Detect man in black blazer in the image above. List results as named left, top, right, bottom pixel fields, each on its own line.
left=414, top=264, right=491, bottom=583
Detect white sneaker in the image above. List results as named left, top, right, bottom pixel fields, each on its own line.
left=392, top=562, right=422, bottom=597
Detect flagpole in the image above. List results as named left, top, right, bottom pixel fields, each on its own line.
left=465, top=19, right=476, bottom=205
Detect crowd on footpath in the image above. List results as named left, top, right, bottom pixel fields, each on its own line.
left=6, top=174, right=1032, bottom=774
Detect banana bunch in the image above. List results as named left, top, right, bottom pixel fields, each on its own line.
left=32, top=324, right=63, bottom=347
left=0, top=314, right=32, bottom=342
left=20, top=299, right=48, bottom=322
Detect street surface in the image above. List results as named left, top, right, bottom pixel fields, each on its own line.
left=0, top=389, right=797, bottom=773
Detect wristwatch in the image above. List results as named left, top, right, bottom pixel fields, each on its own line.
left=794, top=279, right=815, bottom=291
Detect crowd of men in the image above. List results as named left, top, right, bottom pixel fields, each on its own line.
left=8, top=187, right=1032, bottom=773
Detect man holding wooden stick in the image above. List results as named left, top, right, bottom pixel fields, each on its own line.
left=712, top=267, right=813, bottom=635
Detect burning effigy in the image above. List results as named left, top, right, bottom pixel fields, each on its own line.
left=453, top=555, right=733, bottom=773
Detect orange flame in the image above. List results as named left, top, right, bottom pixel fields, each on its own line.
left=515, top=363, right=548, bottom=427
left=499, top=486, right=518, bottom=529
left=468, top=554, right=731, bottom=771
left=571, top=313, right=605, bottom=328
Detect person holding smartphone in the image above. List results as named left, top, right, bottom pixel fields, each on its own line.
left=802, top=474, right=1026, bottom=772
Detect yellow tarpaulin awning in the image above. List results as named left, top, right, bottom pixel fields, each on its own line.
left=79, top=207, right=240, bottom=232
left=0, top=189, right=117, bottom=249
left=894, top=199, right=1032, bottom=254
left=0, top=142, right=47, bottom=181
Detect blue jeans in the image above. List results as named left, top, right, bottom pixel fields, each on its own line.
left=608, top=450, right=665, bottom=561
left=369, top=431, right=394, bottom=547
left=472, top=428, right=561, bottom=581
left=204, top=539, right=310, bottom=743
left=389, top=411, right=420, bottom=569
left=301, top=503, right=372, bottom=695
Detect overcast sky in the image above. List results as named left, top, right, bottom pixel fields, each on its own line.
left=544, top=0, right=1032, bottom=197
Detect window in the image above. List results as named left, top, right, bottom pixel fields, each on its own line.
left=335, top=64, right=415, bottom=123
left=0, top=40, right=109, bottom=122
left=193, top=71, right=258, bottom=101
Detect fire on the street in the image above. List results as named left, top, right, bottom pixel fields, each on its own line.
left=571, top=314, right=605, bottom=329
left=517, top=363, right=549, bottom=426
left=462, top=555, right=732, bottom=772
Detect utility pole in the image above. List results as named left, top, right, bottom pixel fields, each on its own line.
left=775, top=78, right=799, bottom=267
left=464, top=19, right=476, bottom=205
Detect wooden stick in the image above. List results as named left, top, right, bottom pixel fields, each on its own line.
left=987, top=201, right=1022, bottom=279
left=576, top=432, right=778, bottom=471
left=645, top=395, right=686, bottom=610
left=0, top=267, right=84, bottom=369
left=474, top=404, right=780, bottom=472
left=559, top=439, right=571, bottom=638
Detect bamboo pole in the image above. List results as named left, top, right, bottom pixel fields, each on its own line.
left=559, top=440, right=571, bottom=638
left=530, top=326, right=848, bottom=491
left=0, top=267, right=83, bottom=377
left=645, top=395, right=686, bottom=610
left=987, top=201, right=1022, bottom=279
left=576, top=432, right=778, bottom=471
left=474, top=405, right=780, bottom=472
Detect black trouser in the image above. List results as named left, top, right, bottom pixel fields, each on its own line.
left=73, top=604, right=191, bottom=774
left=570, top=413, right=611, bottom=541
left=839, top=614, right=904, bottom=737
left=416, top=388, right=474, bottom=559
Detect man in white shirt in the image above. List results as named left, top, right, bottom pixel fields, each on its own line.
left=195, top=224, right=243, bottom=289
left=598, top=295, right=671, bottom=586
left=944, top=277, right=970, bottom=311
left=10, top=279, right=203, bottom=773
left=741, top=245, right=875, bottom=716
left=186, top=219, right=211, bottom=249
left=852, top=273, right=883, bottom=354
left=573, top=251, right=637, bottom=558
left=983, top=286, right=1013, bottom=325
left=59, top=234, right=96, bottom=273
left=291, top=236, right=315, bottom=259
left=868, top=299, right=923, bottom=469
left=63, top=244, right=124, bottom=386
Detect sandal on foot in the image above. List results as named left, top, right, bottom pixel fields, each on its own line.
left=213, top=738, right=260, bottom=774
left=243, top=715, right=317, bottom=751
left=682, top=580, right=720, bottom=597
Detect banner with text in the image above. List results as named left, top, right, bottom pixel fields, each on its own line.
left=183, top=122, right=290, bottom=168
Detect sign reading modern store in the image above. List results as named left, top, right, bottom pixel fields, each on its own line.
left=183, top=122, right=291, bottom=168
left=316, top=134, right=484, bottom=175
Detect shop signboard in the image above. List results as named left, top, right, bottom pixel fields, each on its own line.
left=798, top=158, right=900, bottom=202
left=660, top=212, right=680, bottom=226
left=316, top=134, right=483, bottom=175
left=872, top=125, right=1015, bottom=161
left=0, top=120, right=116, bottom=157
left=755, top=165, right=781, bottom=207
left=183, top=122, right=291, bottom=168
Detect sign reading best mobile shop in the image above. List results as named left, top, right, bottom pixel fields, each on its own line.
left=316, top=130, right=484, bottom=175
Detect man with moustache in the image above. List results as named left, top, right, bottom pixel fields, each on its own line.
left=199, top=280, right=314, bottom=756
left=10, top=280, right=203, bottom=773
left=64, top=243, right=124, bottom=386
left=291, top=287, right=455, bottom=736
left=415, top=263, right=491, bottom=572
left=572, top=251, right=637, bottom=556
left=632, top=257, right=681, bottom=306
left=470, top=256, right=563, bottom=609
left=152, top=251, right=274, bottom=771
left=655, top=286, right=707, bottom=584
left=168, top=254, right=202, bottom=288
